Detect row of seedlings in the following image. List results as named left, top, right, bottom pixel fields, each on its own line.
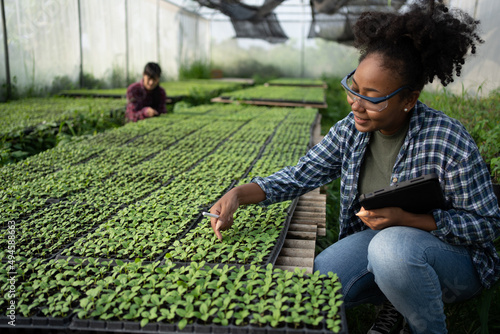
left=0, top=115, right=240, bottom=259
left=0, top=97, right=126, bottom=136
left=0, top=97, right=127, bottom=166
left=165, top=107, right=318, bottom=266
left=60, top=107, right=291, bottom=264
left=1, top=258, right=344, bottom=332
left=0, top=105, right=345, bottom=333
left=266, top=78, right=327, bottom=88
left=219, top=86, right=326, bottom=105
left=60, top=79, right=245, bottom=101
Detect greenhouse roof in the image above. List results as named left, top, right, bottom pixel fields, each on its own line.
left=167, top=0, right=409, bottom=43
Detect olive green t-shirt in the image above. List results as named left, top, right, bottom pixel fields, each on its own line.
left=358, top=122, right=410, bottom=196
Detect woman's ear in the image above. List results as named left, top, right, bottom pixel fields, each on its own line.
left=405, top=90, right=421, bottom=111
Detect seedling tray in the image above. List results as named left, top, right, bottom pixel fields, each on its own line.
left=1, top=258, right=347, bottom=334
left=166, top=197, right=299, bottom=269
left=211, top=97, right=328, bottom=109
left=2, top=302, right=347, bottom=334
left=265, top=78, right=327, bottom=89
left=60, top=92, right=127, bottom=98
left=265, top=83, right=328, bottom=88
left=1, top=105, right=337, bottom=334
left=0, top=312, right=72, bottom=331
left=66, top=316, right=348, bottom=334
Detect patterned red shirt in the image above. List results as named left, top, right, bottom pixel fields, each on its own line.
left=126, top=81, right=167, bottom=122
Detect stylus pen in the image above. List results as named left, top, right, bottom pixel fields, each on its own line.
left=202, top=211, right=219, bottom=219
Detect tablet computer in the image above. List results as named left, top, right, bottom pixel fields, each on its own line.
left=359, top=174, right=445, bottom=214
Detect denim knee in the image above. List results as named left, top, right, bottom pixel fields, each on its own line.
left=365, top=227, right=481, bottom=333
left=366, top=227, right=425, bottom=287
left=313, top=250, right=329, bottom=275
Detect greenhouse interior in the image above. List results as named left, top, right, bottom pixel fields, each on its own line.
left=0, top=0, right=499, bottom=333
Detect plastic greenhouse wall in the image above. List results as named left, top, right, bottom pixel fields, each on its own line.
left=443, top=0, right=500, bottom=96
left=80, top=0, right=127, bottom=86
left=0, top=0, right=210, bottom=100
left=0, top=1, right=7, bottom=100
left=209, top=0, right=500, bottom=96
left=0, top=0, right=81, bottom=98
left=209, top=19, right=360, bottom=80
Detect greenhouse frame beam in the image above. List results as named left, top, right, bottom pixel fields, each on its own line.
left=1, top=0, right=11, bottom=100
left=77, top=0, right=84, bottom=88
left=125, top=0, right=130, bottom=84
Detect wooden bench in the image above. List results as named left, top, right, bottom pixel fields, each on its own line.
left=275, top=113, right=326, bottom=273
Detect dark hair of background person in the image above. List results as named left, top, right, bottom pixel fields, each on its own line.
left=352, top=0, right=484, bottom=98
left=143, top=62, right=163, bottom=111
left=144, top=62, right=162, bottom=79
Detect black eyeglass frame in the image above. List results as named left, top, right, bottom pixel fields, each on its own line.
left=340, top=69, right=414, bottom=105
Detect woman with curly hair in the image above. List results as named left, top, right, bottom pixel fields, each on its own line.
left=207, top=1, right=500, bottom=333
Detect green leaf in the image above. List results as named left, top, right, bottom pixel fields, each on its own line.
left=151, top=294, right=161, bottom=306
left=178, top=318, right=188, bottom=330
left=80, top=298, right=90, bottom=309
left=176, top=308, right=187, bottom=317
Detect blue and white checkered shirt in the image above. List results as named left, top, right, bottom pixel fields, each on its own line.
left=253, top=101, right=500, bottom=288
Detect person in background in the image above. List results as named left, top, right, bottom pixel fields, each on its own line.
left=207, top=1, right=500, bottom=333
left=126, top=62, right=167, bottom=122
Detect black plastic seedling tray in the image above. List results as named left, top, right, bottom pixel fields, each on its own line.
left=53, top=197, right=296, bottom=269
left=68, top=317, right=348, bottom=334
left=0, top=108, right=346, bottom=334
left=1, top=305, right=348, bottom=334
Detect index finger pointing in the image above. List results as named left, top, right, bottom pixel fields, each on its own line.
left=215, top=220, right=223, bottom=241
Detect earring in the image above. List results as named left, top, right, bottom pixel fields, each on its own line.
left=404, top=108, right=408, bottom=112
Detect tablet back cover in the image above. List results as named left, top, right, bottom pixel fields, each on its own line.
left=359, top=174, right=445, bottom=214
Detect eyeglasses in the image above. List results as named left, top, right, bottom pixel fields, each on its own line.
left=340, top=69, right=413, bottom=112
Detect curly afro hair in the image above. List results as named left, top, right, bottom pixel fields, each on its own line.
left=352, top=0, right=483, bottom=91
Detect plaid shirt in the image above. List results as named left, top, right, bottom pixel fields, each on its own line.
left=253, top=101, right=500, bottom=288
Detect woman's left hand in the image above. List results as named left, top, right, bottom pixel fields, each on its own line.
left=356, top=207, right=405, bottom=230
left=356, top=207, right=438, bottom=231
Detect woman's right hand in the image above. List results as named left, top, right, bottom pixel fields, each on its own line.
left=209, top=183, right=266, bottom=241
left=209, top=189, right=240, bottom=241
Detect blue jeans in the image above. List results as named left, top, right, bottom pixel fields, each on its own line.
left=314, top=227, right=482, bottom=334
